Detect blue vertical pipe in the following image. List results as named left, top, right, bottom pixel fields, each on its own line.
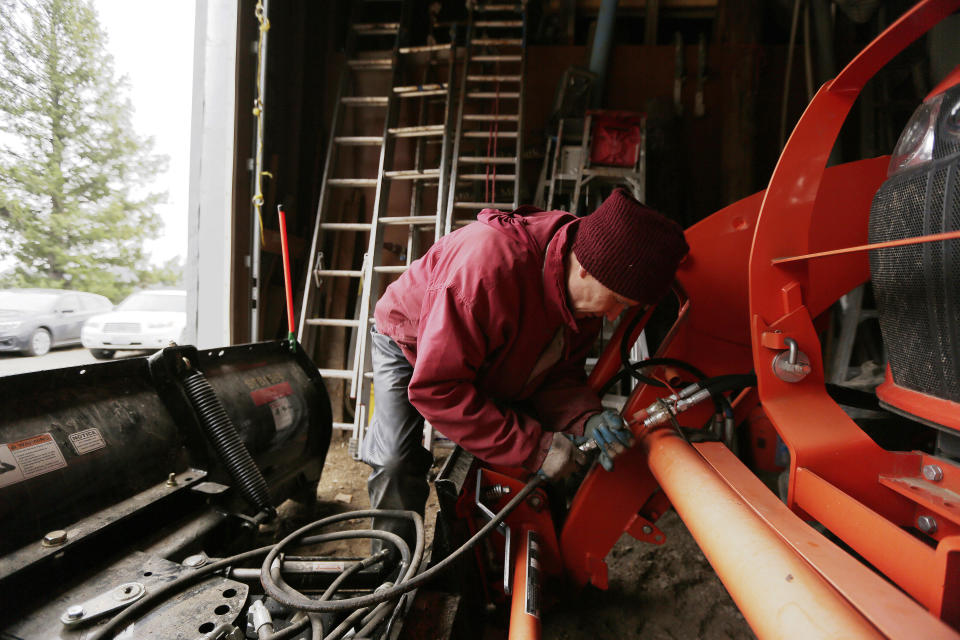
left=589, top=0, right=619, bottom=107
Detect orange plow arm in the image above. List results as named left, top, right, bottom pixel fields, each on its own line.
left=641, top=426, right=959, bottom=639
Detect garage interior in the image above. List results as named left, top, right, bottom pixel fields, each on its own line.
left=4, top=1, right=960, bottom=639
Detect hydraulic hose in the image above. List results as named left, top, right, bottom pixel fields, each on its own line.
left=181, top=368, right=275, bottom=518
left=89, top=529, right=409, bottom=640
left=261, top=475, right=545, bottom=612
left=90, top=474, right=545, bottom=640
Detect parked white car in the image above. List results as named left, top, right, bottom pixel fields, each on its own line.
left=82, top=290, right=186, bottom=359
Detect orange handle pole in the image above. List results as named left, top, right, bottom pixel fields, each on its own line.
left=772, top=229, right=960, bottom=265
left=508, top=525, right=541, bottom=640
left=277, top=205, right=295, bottom=339
left=642, top=427, right=885, bottom=639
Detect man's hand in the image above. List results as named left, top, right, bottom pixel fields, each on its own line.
left=580, top=409, right=635, bottom=472
left=538, top=432, right=587, bottom=481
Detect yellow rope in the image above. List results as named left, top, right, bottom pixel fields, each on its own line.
left=252, top=1, right=271, bottom=247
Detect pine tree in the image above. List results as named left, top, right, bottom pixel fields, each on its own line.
left=0, top=0, right=177, bottom=301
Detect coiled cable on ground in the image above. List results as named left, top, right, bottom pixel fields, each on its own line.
left=261, top=475, right=544, bottom=612
left=89, top=475, right=545, bottom=640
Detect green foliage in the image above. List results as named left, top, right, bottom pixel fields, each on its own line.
left=0, top=0, right=177, bottom=302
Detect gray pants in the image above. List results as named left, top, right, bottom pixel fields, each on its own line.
left=359, top=327, right=433, bottom=553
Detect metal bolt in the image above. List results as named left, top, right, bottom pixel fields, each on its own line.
left=922, top=464, right=944, bottom=482
left=917, top=515, right=938, bottom=534
left=183, top=554, right=207, bottom=568
left=641, top=525, right=653, bottom=535
left=111, top=582, right=144, bottom=602
left=526, top=494, right=544, bottom=511
left=42, top=530, right=67, bottom=547
left=65, top=605, right=84, bottom=620
left=166, top=473, right=178, bottom=487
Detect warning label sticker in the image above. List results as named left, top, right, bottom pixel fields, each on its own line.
left=270, top=396, right=294, bottom=431
left=5, top=433, right=67, bottom=482
left=68, top=428, right=106, bottom=455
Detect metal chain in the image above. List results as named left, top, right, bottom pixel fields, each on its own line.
left=251, top=0, right=271, bottom=247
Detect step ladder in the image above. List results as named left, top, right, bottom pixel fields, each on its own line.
left=348, top=27, right=457, bottom=459
left=445, top=1, right=527, bottom=231
left=297, top=0, right=411, bottom=434
left=547, top=111, right=647, bottom=215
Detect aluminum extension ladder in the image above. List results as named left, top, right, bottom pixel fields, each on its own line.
left=298, top=0, right=456, bottom=455
left=350, top=30, right=457, bottom=458
left=445, top=1, right=528, bottom=231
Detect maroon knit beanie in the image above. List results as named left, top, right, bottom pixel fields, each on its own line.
left=572, top=188, right=689, bottom=304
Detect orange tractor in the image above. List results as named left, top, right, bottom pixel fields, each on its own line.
left=445, top=1, right=960, bottom=637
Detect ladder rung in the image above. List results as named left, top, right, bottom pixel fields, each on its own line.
left=394, top=83, right=447, bottom=93
left=474, top=20, right=523, bottom=27
left=475, top=3, right=524, bottom=10
left=328, top=178, right=378, bottom=187
left=457, top=156, right=516, bottom=164
left=459, top=174, right=517, bottom=181
left=467, top=92, right=520, bottom=99
left=399, top=44, right=452, bottom=54
left=451, top=218, right=475, bottom=228
left=320, top=222, right=372, bottom=231
left=315, top=269, right=363, bottom=277
left=472, top=38, right=522, bottom=46
left=374, top=265, right=409, bottom=274
left=384, top=169, right=441, bottom=180
left=348, top=59, right=393, bottom=70
left=467, top=75, right=522, bottom=83
left=463, top=114, right=519, bottom=122
left=380, top=215, right=438, bottom=225
left=472, top=55, right=522, bottom=63
left=396, top=89, right=448, bottom=98
left=334, top=136, right=383, bottom=146
left=353, top=22, right=399, bottom=34
left=319, top=368, right=354, bottom=380
left=453, top=201, right=513, bottom=209
left=333, top=422, right=354, bottom=431
left=307, top=318, right=361, bottom=328
left=389, top=125, right=445, bottom=137
left=463, top=130, right=518, bottom=138
left=341, top=95, right=389, bottom=106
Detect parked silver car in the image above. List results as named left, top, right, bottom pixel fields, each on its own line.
left=0, top=289, right=114, bottom=356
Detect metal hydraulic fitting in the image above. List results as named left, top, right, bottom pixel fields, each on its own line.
left=247, top=599, right=274, bottom=637
left=641, top=387, right=713, bottom=428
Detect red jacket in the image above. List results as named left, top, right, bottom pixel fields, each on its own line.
left=374, top=207, right=603, bottom=470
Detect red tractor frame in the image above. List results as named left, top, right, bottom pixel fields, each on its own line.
left=466, top=2, right=960, bottom=638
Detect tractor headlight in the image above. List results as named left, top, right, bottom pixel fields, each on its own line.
left=941, top=93, right=960, bottom=142
left=888, top=92, right=943, bottom=177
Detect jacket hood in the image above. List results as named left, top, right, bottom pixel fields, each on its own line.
left=476, top=205, right=577, bottom=257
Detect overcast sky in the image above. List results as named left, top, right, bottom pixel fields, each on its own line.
left=92, top=0, right=195, bottom=267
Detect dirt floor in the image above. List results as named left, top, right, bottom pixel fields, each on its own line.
left=301, top=431, right=755, bottom=639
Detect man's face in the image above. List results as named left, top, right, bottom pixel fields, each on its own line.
left=567, top=261, right=640, bottom=322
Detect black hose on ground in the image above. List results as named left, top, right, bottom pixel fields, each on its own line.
left=261, top=476, right=544, bottom=612
left=90, top=475, right=545, bottom=640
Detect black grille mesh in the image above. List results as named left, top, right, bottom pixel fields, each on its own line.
left=869, top=159, right=960, bottom=402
